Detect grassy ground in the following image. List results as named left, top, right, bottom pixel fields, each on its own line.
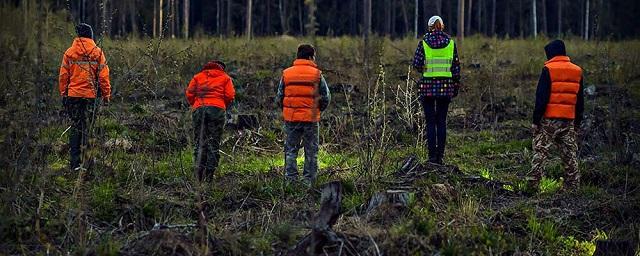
left=1, top=6, right=640, bottom=255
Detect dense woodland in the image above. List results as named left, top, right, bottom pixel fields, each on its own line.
left=14, top=0, right=640, bottom=39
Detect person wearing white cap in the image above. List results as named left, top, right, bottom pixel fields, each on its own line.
left=412, top=16, right=461, bottom=164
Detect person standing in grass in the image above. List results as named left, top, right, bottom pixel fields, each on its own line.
left=412, top=16, right=461, bottom=164
left=276, top=44, right=331, bottom=185
left=59, top=23, right=111, bottom=171
left=530, top=39, right=585, bottom=192
left=186, top=60, right=235, bottom=182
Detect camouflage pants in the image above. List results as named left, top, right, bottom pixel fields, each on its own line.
left=284, top=122, right=319, bottom=183
left=531, top=119, right=579, bottom=187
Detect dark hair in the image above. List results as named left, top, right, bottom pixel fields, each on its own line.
left=76, top=23, right=94, bottom=39
left=296, top=44, right=316, bottom=59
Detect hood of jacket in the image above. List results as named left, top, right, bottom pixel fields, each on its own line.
left=544, top=40, right=567, bottom=60
left=423, top=31, right=451, bottom=49
left=66, top=38, right=102, bottom=60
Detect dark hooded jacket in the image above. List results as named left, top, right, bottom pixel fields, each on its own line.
left=533, top=40, right=584, bottom=126
left=412, top=31, right=461, bottom=98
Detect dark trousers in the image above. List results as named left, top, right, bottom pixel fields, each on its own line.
left=65, top=97, right=95, bottom=170
left=284, top=122, right=319, bottom=183
left=421, top=97, right=451, bottom=162
left=193, top=106, right=225, bottom=182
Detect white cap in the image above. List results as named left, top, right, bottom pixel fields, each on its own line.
left=428, top=16, right=443, bottom=27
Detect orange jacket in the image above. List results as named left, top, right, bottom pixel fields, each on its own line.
left=186, top=62, right=235, bottom=110
left=544, top=56, right=582, bottom=120
left=58, top=38, right=111, bottom=100
left=282, top=59, right=322, bottom=122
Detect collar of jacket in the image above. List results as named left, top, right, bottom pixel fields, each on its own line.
left=73, top=37, right=97, bottom=47
left=292, top=59, right=317, bottom=67
left=545, top=55, right=571, bottom=65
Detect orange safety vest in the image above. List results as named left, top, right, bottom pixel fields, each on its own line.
left=544, top=56, right=582, bottom=120
left=282, top=59, right=322, bottom=122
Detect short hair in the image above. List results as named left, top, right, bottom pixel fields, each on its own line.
left=296, top=44, right=316, bottom=59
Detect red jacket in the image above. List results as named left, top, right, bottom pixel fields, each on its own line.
left=186, top=62, right=235, bottom=110
left=282, top=59, right=322, bottom=122
left=58, top=38, right=111, bottom=100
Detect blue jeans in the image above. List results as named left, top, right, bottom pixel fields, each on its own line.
left=284, top=122, right=319, bottom=183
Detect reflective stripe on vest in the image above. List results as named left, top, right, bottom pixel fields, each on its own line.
left=422, top=40, right=455, bottom=78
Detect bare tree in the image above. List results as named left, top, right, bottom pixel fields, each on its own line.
left=400, top=0, right=409, bottom=36
left=490, top=0, right=496, bottom=35
left=246, top=0, right=252, bottom=39
left=557, top=0, right=562, bottom=36
left=414, top=0, right=419, bottom=38
left=227, top=0, right=232, bottom=36
left=466, top=0, right=472, bottom=34
left=279, top=0, right=289, bottom=35
left=183, top=0, right=189, bottom=38
left=584, top=0, right=589, bottom=40
left=532, top=0, right=537, bottom=38
left=159, top=0, right=164, bottom=37
left=363, top=0, right=371, bottom=38
left=541, top=0, right=547, bottom=34
left=458, top=0, right=465, bottom=40
left=305, top=0, right=318, bottom=36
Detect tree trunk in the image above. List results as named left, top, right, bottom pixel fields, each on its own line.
left=305, top=0, right=317, bottom=36
left=414, top=0, right=419, bottom=38
left=246, top=0, right=252, bottom=39
left=584, top=0, right=589, bottom=40
left=153, top=0, right=157, bottom=37
left=266, top=0, right=272, bottom=35
left=183, top=0, right=189, bottom=38
left=557, top=0, right=561, bottom=36
left=532, top=0, right=537, bottom=38
left=490, top=0, right=496, bottom=35
left=363, top=0, right=371, bottom=38
left=436, top=0, right=442, bottom=15
left=400, top=0, right=409, bottom=36
left=466, top=0, right=472, bottom=35
left=130, top=1, right=138, bottom=36
left=216, top=0, right=221, bottom=35
left=504, top=0, right=510, bottom=37
left=226, top=0, right=232, bottom=36
left=385, top=1, right=392, bottom=35
left=541, top=0, right=547, bottom=34
left=476, top=0, right=482, bottom=34
left=458, top=0, right=465, bottom=40
left=159, top=0, right=164, bottom=37
left=279, top=0, right=288, bottom=35
left=102, top=0, right=109, bottom=37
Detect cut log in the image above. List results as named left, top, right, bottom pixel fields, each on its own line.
left=289, top=181, right=343, bottom=255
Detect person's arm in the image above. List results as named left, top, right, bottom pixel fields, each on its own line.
left=275, top=77, right=285, bottom=109
left=533, top=67, right=552, bottom=126
left=574, top=77, right=585, bottom=127
left=318, top=75, right=331, bottom=111
left=451, top=43, right=461, bottom=82
left=59, top=54, right=70, bottom=97
left=412, top=41, right=425, bottom=73
left=186, top=77, right=197, bottom=107
left=224, top=76, right=236, bottom=107
left=98, top=52, right=111, bottom=101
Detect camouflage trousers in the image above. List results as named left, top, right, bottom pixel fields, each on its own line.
left=530, top=119, right=580, bottom=187
left=284, top=122, right=319, bottom=183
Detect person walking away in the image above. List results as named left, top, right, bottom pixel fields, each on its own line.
left=530, top=39, right=584, bottom=192
left=59, top=23, right=111, bottom=171
left=276, top=44, right=331, bottom=185
left=412, top=16, right=461, bottom=164
left=186, top=61, right=235, bottom=182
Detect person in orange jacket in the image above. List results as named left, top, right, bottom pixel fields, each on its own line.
left=186, top=60, right=235, bottom=181
left=275, top=44, right=331, bottom=185
left=530, top=39, right=585, bottom=192
left=59, top=23, right=111, bottom=170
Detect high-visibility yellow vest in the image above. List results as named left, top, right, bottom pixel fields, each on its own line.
left=422, top=40, right=455, bottom=78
